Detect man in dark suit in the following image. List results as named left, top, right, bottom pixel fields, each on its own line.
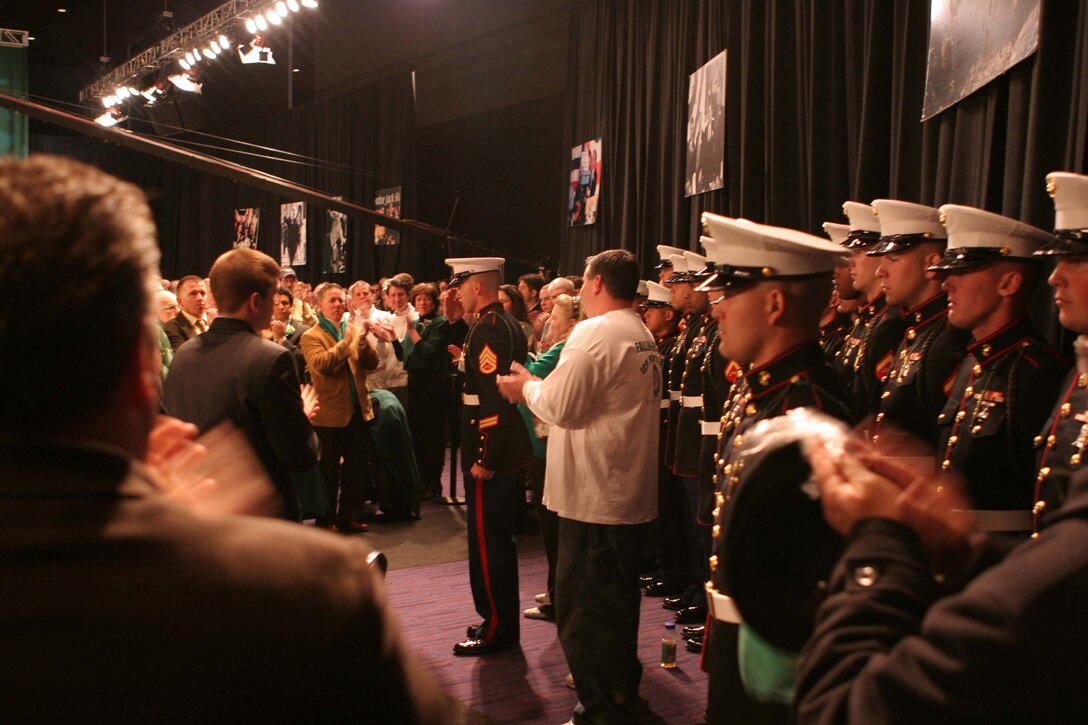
left=0, top=155, right=447, bottom=722
left=269, top=285, right=311, bottom=383
left=162, top=274, right=208, bottom=351
left=164, top=249, right=320, bottom=520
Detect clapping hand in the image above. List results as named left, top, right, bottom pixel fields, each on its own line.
left=300, top=383, right=320, bottom=420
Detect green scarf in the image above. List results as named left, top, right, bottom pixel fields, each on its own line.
left=317, top=313, right=359, bottom=409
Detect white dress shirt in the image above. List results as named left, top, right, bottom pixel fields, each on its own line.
left=522, top=308, right=661, bottom=525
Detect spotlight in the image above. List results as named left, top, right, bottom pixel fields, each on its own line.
left=127, top=86, right=139, bottom=96
left=245, top=17, right=258, bottom=34
left=239, top=35, right=276, bottom=64
left=95, top=108, right=127, bottom=127
left=101, top=95, right=113, bottom=108
left=255, top=14, right=268, bottom=30
left=287, top=0, right=300, bottom=10
left=180, top=58, right=191, bottom=70
left=301, top=0, right=318, bottom=7
left=193, top=47, right=202, bottom=60
left=116, top=86, right=130, bottom=99
left=206, top=45, right=217, bottom=58
left=218, top=34, right=230, bottom=48
left=267, top=10, right=282, bottom=25
left=210, top=40, right=221, bottom=53
left=168, top=70, right=202, bottom=94
left=184, top=51, right=195, bottom=64
left=276, top=2, right=288, bottom=17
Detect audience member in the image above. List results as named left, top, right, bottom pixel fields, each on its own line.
left=499, top=282, right=536, bottom=352
left=369, top=277, right=416, bottom=401
left=403, top=282, right=452, bottom=501
left=279, top=266, right=319, bottom=327
left=162, top=274, right=208, bottom=351
left=164, top=248, right=320, bottom=520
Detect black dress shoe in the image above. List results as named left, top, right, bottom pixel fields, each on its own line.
left=685, top=636, right=703, bottom=653
left=466, top=623, right=485, bottom=639
left=452, top=638, right=518, bottom=656
left=674, top=606, right=708, bottom=624
left=638, top=575, right=656, bottom=587
left=642, top=581, right=684, bottom=597
left=662, top=596, right=686, bottom=611
left=682, top=624, right=705, bottom=638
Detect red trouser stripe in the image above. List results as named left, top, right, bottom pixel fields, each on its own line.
left=475, top=477, right=499, bottom=643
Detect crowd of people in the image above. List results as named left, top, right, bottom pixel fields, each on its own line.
left=7, top=150, right=1088, bottom=723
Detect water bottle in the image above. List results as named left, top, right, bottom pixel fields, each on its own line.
left=660, top=621, right=678, bottom=669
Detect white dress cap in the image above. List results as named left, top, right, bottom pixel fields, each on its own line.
left=1047, top=172, right=1088, bottom=231
left=636, top=280, right=649, bottom=297
left=842, top=201, right=881, bottom=233
left=643, top=280, right=673, bottom=307
left=822, top=222, right=850, bottom=246
left=445, top=256, right=504, bottom=287
left=871, top=199, right=946, bottom=238
left=697, top=213, right=847, bottom=291
left=656, top=244, right=688, bottom=263
left=940, top=205, right=1049, bottom=257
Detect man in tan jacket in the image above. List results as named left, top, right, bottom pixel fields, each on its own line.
left=301, top=283, right=380, bottom=531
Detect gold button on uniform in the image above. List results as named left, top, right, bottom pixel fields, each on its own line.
left=1062, top=403, right=1072, bottom=417
left=1034, top=435, right=1043, bottom=446
left=712, top=525, right=721, bottom=538
left=745, top=404, right=757, bottom=416
left=956, top=411, right=967, bottom=422
left=708, top=555, right=718, bottom=572
left=941, top=459, right=951, bottom=471
left=1038, top=467, right=1051, bottom=481
left=972, top=364, right=982, bottom=376
left=907, top=329, right=917, bottom=341
left=1033, top=500, right=1047, bottom=514
left=1047, top=435, right=1057, bottom=447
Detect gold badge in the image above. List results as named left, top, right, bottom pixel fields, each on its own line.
left=478, top=344, right=498, bottom=375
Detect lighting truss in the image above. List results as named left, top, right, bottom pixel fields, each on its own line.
left=79, top=0, right=274, bottom=102
left=0, top=28, right=31, bottom=48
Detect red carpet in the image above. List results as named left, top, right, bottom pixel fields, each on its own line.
left=383, top=549, right=709, bottom=724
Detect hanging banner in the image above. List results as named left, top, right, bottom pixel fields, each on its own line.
left=280, top=201, right=306, bottom=266
left=232, top=207, right=259, bottom=249
left=685, top=50, right=727, bottom=197
left=374, top=187, right=401, bottom=245
left=568, top=138, right=601, bottom=226
left=324, top=210, right=348, bottom=273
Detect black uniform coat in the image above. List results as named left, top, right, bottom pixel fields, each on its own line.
left=795, top=470, right=1088, bottom=724
left=460, top=302, right=532, bottom=474
left=704, top=340, right=855, bottom=724
left=664, top=314, right=702, bottom=468
left=837, top=295, right=907, bottom=420
left=674, top=314, right=714, bottom=477
left=875, top=294, right=970, bottom=445
left=936, top=318, right=1067, bottom=511
left=163, top=316, right=319, bottom=520
left=1034, top=366, right=1088, bottom=530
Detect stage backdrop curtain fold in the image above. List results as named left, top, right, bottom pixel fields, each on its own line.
left=30, top=72, right=416, bottom=283
left=561, top=0, right=1088, bottom=288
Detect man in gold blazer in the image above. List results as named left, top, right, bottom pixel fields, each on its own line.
left=301, top=283, right=381, bottom=531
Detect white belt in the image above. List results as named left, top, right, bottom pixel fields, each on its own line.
left=660, top=399, right=670, bottom=410
left=705, top=583, right=741, bottom=624
left=462, top=394, right=480, bottom=406
left=700, top=421, right=719, bottom=436
left=669, top=391, right=682, bottom=402
left=682, top=395, right=703, bottom=408
left=961, top=509, right=1032, bottom=532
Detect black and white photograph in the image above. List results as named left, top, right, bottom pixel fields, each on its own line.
left=685, top=50, right=726, bottom=197
left=374, top=186, right=401, bottom=245
left=324, top=209, right=347, bottom=273
left=279, top=201, right=306, bottom=266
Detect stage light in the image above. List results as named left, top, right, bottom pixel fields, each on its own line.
left=255, top=14, right=269, bottom=31
left=168, top=71, right=202, bottom=94
left=95, top=108, right=126, bottom=127
left=127, top=86, right=139, bottom=96
left=193, top=47, right=203, bottom=60
left=205, top=45, right=217, bottom=58
left=245, top=17, right=258, bottom=34
left=101, top=95, right=113, bottom=108
left=210, top=40, right=221, bottom=53
left=180, top=58, right=191, bottom=70
left=116, top=86, right=130, bottom=99
left=184, top=51, right=195, bottom=64
left=301, top=0, right=318, bottom=8
left=287, top=0, right=300, bottom=11
left=218, top=34, right=230, bottom=48
left=267, top=10, right=282, bottom=25
left=276, top=2, right=288, bottom=17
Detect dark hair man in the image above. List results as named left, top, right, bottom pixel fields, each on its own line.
left=0, top=155, right=445, bottom=722
left=164, top=248, right=320, bottom=521
left=162, top=274, right=208, bottom=351
left=498, top=248, right=661, bottom=724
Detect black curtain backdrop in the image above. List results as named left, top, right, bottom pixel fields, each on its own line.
left=31, top=72, right=416, bottom=284
left=561, top=0, right=1088, bottom=289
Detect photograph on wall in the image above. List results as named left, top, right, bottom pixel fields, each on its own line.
left=685, top=50, right=727, bottom=197
left=280, top=202, right=306, bottom=266
left=568, top=138, right=601, bottom=226
left=922, top=0, right=1040, bottom=121
left=324, top=210, right=348, bottom=274
left=232, top=207, right=259, bottom=249
left=374, top=187, right=402, bottom=245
